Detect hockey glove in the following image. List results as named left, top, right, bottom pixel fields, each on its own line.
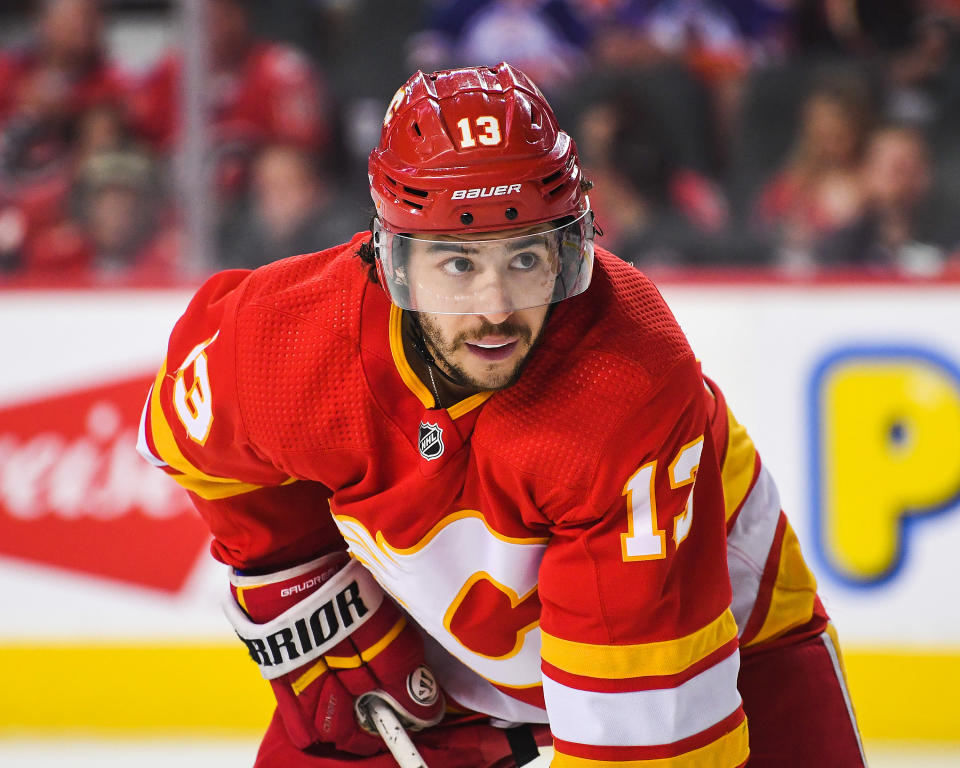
left=224, top=552, right=444, bottom=755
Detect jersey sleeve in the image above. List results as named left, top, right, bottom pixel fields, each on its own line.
left=537, top=356, right=749, bottom=767
left=137, top=269, right=343, bottom=570
left=706, top=376, right=824, bottom=650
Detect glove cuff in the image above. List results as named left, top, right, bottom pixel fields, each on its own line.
left=229, top=552, right=348, bottom=623
left=224, top=557, right=386, bottom=680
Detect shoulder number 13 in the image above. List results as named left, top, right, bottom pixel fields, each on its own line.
left=621, top=436, right=704, bottom=561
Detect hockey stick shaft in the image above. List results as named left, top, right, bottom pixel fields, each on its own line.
left=360, top=697, right=431, bottom=768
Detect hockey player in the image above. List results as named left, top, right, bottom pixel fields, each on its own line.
left=138, top=63, right=865, bottom=767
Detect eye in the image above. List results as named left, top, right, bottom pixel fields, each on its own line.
left=511, top=251, right=539, bottom=270
left=440, top=256, right=474, bottom=275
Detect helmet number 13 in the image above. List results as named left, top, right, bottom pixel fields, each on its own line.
left=456, top=116, right=502, bottom=148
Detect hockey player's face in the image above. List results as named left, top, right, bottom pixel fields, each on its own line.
left=405, top=223, right=555, bottom=390
left=415, top=303, right=549, bottom=391
left=403, top=224, right=560, bottom=316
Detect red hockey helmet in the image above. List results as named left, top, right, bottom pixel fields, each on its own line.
left=368, top=62, right=594, bottom=314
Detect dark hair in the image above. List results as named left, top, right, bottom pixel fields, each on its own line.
left=356, top=235, right=378, bottom=284
left=355, top=215, right=378, bottom=284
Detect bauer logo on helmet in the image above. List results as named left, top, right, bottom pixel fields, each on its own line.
left=451, top=184, right=522, bottom=200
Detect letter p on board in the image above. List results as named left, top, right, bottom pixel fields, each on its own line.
left=813, top=347, right=960, bottom=583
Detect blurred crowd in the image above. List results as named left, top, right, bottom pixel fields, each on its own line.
left=2, top=0, right=960, bottom=284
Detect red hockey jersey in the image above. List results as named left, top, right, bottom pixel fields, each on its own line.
left=139, top=235, right=821, bottom=767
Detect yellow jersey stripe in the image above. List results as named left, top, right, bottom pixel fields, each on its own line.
left=168, top=472, right=298, bottom=501
left=552, top=718, right=749, bottom=768
left=148, top=362, right=297, bottom=501
left=389, top=306, right=435, bottom=408
left=541, top=608, right=738, bottom=680
left=367, top=509, right=550, bottom=555
left=388, top=306, right=494, bottom=418
left=448, top=389, right=494, bottom=419
left=722, top=407, right=757, bottom=522
left=747, top=520, right=818, bottom=647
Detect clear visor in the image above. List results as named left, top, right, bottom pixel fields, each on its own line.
left=374, top=209, right=595, bottom=315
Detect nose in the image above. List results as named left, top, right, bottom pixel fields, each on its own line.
left=478, top=309, right=513, bottom=325
left=472, top=268, right=514, bottom=322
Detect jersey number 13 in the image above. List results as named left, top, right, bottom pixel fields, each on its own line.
left=621, top=436, right=704, bottom=562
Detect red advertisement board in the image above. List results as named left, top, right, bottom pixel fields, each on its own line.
left=0, top=374, right=209, bottom=592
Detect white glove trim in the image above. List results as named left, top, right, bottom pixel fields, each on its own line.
left=224, top=557, right=385, bottom=680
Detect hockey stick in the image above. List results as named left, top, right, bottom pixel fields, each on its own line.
left=359, top=697, right=431, bottom=768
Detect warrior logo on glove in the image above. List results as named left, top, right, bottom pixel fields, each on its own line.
left=407, top=665, right=439, bottom=707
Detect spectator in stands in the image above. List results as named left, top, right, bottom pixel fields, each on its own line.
left=218, top=144, right=358, bottom=270
left=407, top=0, right=593, bottom=92
left=0, top=0, right=128, bottom=273
left=577, top=82, right=729, bottom=268
left=128, top=0, right=332, bottom=198
left=588, top=1, right=798, bottom=175
left=0, top=0, right=125, bottom=127
left=593, top=0, right=788, bottom=74
left=814, top=124, right=960, bottom=275
left=22, top=147, right=179, bottom=280
left=886, top=10, right=960, bottom=143
left=753, top=74, right=874, bottom=267
left=792, top=0, right=918, bottom=57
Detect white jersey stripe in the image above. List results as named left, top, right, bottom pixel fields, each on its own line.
left=136, top=387, right=167, bottom=468
left=542, top=648, right=742, bottom=747
left=820, top=630, right=867, bottom=764
left=726, top=465, right=781, bottom=634
left=422, top=634, right=549, bottom=724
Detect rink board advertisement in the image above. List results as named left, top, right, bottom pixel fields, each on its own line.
left=1, top=283, right=959, bottom=740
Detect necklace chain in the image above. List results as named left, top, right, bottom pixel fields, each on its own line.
left=424, top=362, right=443, bottom=409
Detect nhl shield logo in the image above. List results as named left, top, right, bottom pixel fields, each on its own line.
left=418, top=421, right=445, bottom=461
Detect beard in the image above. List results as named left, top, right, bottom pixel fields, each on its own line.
left=415, top=312, right=544, bottom=391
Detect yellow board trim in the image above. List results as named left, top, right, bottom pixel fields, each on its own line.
left=721, top=407, right=757, bottom=522
left=0, top=643, right=275, bottom=735
left=552, top=718, right=749, bottom=768
left=840, top=648, right=960, bottom=743
left=148, top=363, right=297, bottom=501
left=0, top=644, right=958, bottom=740
left=541, top=608, right=737, bottom=679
